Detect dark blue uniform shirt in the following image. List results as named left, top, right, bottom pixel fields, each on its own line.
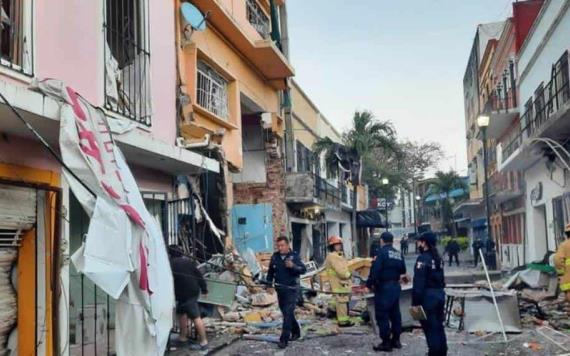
left=367, top=245, right=406, bottom=288
left=266, top=250, right=307, bottom=289
left=412, top=251, right=445, bottom=306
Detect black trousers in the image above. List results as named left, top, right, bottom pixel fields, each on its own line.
left=473, top=250, right=480, bottom=266
left=420, top=289, right=448, bottom=356
left=374, top=283, right=402, bottom=344
left=277, top=289, right=300, bottom=342
left=448, top=253, right=459, bottom=266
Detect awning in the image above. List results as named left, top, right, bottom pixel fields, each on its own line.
left=453, top=198, right=484, bottom=214
left=357, top=209, right=386, bottom=228
left=424, top=187, right=468, bottom=203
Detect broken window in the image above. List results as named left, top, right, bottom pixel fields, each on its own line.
left=246, top=0, right=270, bottom=38
left=197, top=61, right=229, bottom=119
left=0, top=0, right=32, bottom=75
left=104, top=0, right=151, bottom=125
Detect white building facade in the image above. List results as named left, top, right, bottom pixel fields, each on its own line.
left=499, top=0, right=570, bottom=263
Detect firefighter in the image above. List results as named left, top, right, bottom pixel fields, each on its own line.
left=554, top=224, right=570, bottom=303
left=324, top=235, right=354, bottom=327
left=412, top=231, right=447, bottom=356
left=366, top=231, right=407, bottom=352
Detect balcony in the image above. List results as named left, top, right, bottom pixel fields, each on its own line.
left=499, top=51, right=570, bottom=171
left=191, top=0, right=294, bottom=89
left=285, top=172, right=340, bottom=208
left=488, top=171, right=524, bottom=204
left=484, top=89, right=519, bottom=139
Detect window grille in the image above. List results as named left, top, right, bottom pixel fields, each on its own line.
left=246, top=0, right=270, bottom=38
left=197, top=61, right=229, bottom=119
left=0, top=0, right=33, bottom=75
left=104, top=0, right=152, bottom=126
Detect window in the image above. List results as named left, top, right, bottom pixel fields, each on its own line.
left=555, top=51, right=569, bottom=105
left=0, top=0, right=33, bottom=75
left=553, top=196, right=567, bottom=247
left=197, top=61, right=229, bottom=119
left=296, top=141, right=314, bottom=173
left=246, top=0, right=270, bottom=38
left=104, top=0, right=151, bottom=126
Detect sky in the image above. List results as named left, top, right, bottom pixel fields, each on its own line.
left=287, top=0, right=514, bottom=177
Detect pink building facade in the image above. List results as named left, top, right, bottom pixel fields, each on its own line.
left=0, top=1, right=218, bottom=354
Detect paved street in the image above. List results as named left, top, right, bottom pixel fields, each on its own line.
left=201, top=324, right=563, bottom=356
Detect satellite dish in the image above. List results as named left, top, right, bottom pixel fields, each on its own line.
left=181, top=3, right=207, bottom=32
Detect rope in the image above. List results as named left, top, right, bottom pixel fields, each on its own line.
left=172, top=253, right=355, bottom=296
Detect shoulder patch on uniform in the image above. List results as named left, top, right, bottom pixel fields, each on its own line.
left=416, top=261, right=423, bottom=269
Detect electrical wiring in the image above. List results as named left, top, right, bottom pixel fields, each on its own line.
left=176, top=251, right=354, bottom=296
left=0, top=91, right=96, bottom=197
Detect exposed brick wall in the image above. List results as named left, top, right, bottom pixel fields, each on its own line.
left=233, top=135, right=287, bottom=244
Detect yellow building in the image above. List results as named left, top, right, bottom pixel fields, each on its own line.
left=286, top=80, right=367, bottom=261
left=176, top=0, right=294, bottom=249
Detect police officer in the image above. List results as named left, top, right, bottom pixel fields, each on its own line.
left=366, top=231, right=407, bottom=352
left=412, top=231, right=448, bottom=356
left=266, top=236, right=307, bottom=349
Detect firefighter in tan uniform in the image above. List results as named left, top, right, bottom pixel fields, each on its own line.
left=324, top=235, right=354, bottom=326
left=554, top=224, right=570, bottom=302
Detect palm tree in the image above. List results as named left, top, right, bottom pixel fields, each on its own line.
left=313, top=111, right=398, bottom=250
left=428, top=170, right=467, bottom=238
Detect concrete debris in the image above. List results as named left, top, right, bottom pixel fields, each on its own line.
left=251, top=292, right=278, bottom=307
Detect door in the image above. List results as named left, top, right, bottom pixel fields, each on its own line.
left=231, top=204, right=273, bottom=253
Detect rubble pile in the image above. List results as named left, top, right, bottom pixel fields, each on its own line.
left=194, top=249, right=372, bottom=340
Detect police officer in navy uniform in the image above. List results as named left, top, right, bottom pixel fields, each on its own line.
left=366, top=231, right=408, bottom=352
left=266, top=236, right=307, bottom=349
left=412, top=231, right=448, bottom=356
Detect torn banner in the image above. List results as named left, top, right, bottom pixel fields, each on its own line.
left=33, top=79, right=174, bottom=356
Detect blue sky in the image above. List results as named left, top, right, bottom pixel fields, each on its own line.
left=287, top=0, right=514, bottom=176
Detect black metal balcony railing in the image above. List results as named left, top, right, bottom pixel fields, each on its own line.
left=502, top=51, right=570, bottom=164
left=485, top=88, right=517, bottom=114
left=313, top=174, right=340, bottom=207
left=246, top=0, right=270, bottom=39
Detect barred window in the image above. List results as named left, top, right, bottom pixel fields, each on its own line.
left=0, top=0, right=33, bottom=75
left=246, top=0, right=270, bottom=39
left=197, top=61, right=229, bottom=119
left=104, top=0, right=152, bottom=126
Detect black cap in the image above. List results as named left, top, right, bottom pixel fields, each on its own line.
left=418, top=231, right=437, bottom=246
left=380, top=231, right=394, bottom=242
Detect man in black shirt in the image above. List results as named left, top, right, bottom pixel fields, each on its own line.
left=169, top=245, right=209, bottom=351
left=445, top=238, right=460, bottom=267
left=266, top=236, right=307, bottom=349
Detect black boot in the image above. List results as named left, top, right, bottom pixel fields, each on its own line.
left=391, top=339, right=402, bottom=349
left=278, top=340, right=288, bottom=349
left=373, top=343, right=392, bottom=352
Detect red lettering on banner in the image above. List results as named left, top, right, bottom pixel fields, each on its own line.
left=66, top=87, right=87, bottom=122
left=77, top=122, right=105, bottom=174
left=120, top=204, right=145, bottom=228
left=139, top=242, right=151, bottom=293
left=103, top=141, right=114, bottom=153
left=101, top=182, right=121, bottom=199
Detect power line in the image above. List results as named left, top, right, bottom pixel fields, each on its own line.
left=0, top=91, right=96, bottom=197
